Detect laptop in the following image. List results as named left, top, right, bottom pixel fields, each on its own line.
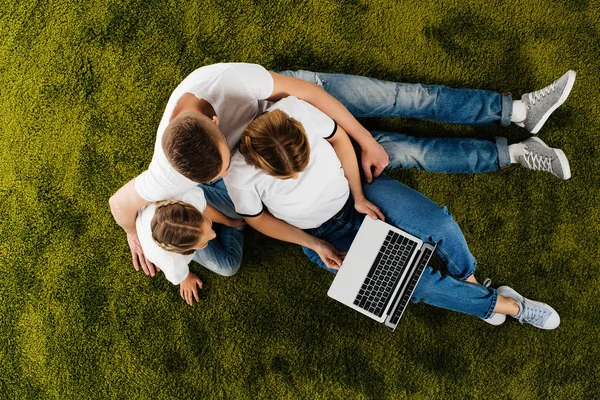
left=327, top=217, right=436, bottom=331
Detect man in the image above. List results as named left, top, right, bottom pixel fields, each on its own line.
left=109, top=63, right=575, bottom=290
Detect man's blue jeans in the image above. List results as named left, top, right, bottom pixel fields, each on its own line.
left=302, top=175, right=497, bottom=319
left=194, top=70, right=516, bottom=275
left=278, top=70, right=512, bottom=172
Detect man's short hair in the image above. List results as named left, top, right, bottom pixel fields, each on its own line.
left=162, top=112, right=224, bottom=183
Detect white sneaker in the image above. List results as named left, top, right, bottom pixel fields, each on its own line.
left=497, top=286, right=560, bottom=330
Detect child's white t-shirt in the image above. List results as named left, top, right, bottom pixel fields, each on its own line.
left=135, top=187, right=207, bottom=285
left=134, top=63, right=275, bottom=202
left=224, top=96, right=349, bottom=230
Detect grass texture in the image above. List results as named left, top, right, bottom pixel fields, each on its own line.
left=1, top=0, right=600, bottom=398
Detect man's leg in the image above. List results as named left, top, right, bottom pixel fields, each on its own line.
left=278, top=70, right=512, bottom=126
left=371, top=130, right=570, bottom=178
left=194, top=178, right=245, bottom=276
left=371, top=130, right=511, bottom=173
left=278, top=70, right=575, bottom=132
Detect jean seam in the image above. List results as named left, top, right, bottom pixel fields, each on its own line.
left=482, top=288, right=498, bottom=319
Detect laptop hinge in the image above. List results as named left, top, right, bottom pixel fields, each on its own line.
left=385, top=243, right=436, bottom=331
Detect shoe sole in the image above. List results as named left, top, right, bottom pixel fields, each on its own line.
left=530, top=70, right=576, bottom=134
left=482, top=313, right=507, bottom=326
left=528, top=137, right=571, bottom=179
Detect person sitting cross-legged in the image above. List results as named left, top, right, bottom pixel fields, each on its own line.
left=223, top=96, right=561, bottom=329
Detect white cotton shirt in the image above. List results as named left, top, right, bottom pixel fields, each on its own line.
left=224, top=96, right=349, bottom=230
left=134, top=63, right=275, bottom=202
left=135, top=187, right=207, bottom=285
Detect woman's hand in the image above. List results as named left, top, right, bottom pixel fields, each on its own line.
left=313, top=239, right=346, bottom=271
left=354, top=197, right=385, bottom=221
left=179, top=272, right=203, bottom=306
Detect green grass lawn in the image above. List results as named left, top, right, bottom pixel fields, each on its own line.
left=1, top=0, right=599, bottom=398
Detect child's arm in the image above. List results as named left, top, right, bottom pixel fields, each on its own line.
left=203, top=205, right=246, bottom=228
left=179, top=272, right=203, bottom=306
left=327, top=126, right=385, bottom=221
left=245, top=211, right=344, bottom=270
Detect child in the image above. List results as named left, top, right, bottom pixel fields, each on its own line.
left=223, top=96, right=561, bottom=329
left=135, top=187, right=243, bottom=305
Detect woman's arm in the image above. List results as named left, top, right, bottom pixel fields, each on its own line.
left=245, top=211, right=344, bottom=270
left=327, top=127, right=385, bottom=221
left=268, top=72, right=389, bottom=183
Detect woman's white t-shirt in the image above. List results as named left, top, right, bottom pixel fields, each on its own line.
left=135, top=187, right=207, bottom=285
left=134, top=63, right=275, bottom=202
left=224, top=96, right=349, bottom=230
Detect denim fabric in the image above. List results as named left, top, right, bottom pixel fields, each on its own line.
left=371, top=131, right=511, bottom=172
left=192, top=178, right=244, bottom=276
left=302, top=175, right=497, bottom=319
left=278, top=70, right=512, bottom=125
left=278, top=70, right=513, bottom=173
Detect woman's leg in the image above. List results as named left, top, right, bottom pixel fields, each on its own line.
left=277, top=70, right=512, bottom=126
left=363, top=175, right=476, bottom=280
left=412, top=267, right=496, bottom=318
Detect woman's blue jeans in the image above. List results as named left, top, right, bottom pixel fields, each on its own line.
left=302, top=175, right=497, bottom=319
left=278, top=70, right=512, bottom=172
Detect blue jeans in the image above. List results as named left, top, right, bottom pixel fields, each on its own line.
left=302, top=175, right=497, bottom=319
left=192, top=178, right=244, bottom=276
left=278, top=70, right=512, bottom=172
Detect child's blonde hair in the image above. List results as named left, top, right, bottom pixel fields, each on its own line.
left=239, top=109, right=310, bottom=178
left=151, top=200, right=207, bottom=255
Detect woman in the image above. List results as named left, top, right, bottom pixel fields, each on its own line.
left=223, top=96, right=560, bottom=329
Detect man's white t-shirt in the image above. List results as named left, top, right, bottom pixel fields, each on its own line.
left=135, top=187, right=207, bottom=285
left=135, top=63, right=275, bottom=202
left=224, top=96, right=349, bottom=230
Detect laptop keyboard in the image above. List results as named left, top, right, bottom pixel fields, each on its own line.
left=353, top=231, right=417, bottom=317
left=388, top=246, right=433, bottom=325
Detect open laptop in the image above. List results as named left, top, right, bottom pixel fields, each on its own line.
left=328, top=217, right=436, bottom=331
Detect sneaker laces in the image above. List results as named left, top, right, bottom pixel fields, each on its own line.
left=528, top=82, right=556, bottom=106
left=518, top=299, right=550, bottom=326
left=522, top=148, right=553, bottom=173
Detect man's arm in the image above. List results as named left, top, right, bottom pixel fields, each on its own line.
left=108, top=179, right=158, bottom=276
left=327, top=126, right=385, bottom=221
left=245, top=211, right=344, bottom=270
left=267, top=71, right=389, bottom=182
